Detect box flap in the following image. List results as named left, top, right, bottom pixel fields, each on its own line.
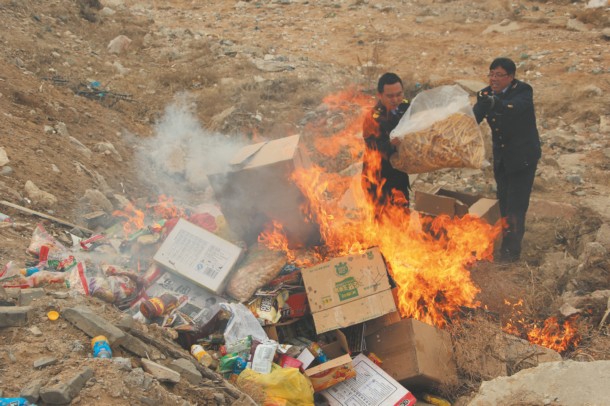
left=414, top=191, right=457, bottom=216
left=436, top=188, right=481, bottom=206
left=229, top=141, right=268, bottom=166
left=469, top=198, right=501, bottom=225
left=239, top=134, right=301, bottom=169
left=305, top=353, right=353, bottom=377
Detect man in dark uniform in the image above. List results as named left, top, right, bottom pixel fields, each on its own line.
left=361, top=72, right=411, bottom=220
left=473, top=57, right=541, bottom=262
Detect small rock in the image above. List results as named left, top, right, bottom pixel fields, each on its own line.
left=0, top=166, right=13, bottom=176
left=29, top=325, right=43, bottom=336
left=107, top=35, right=132, bottom=54
left=34, top=356, right=58, bottom=369
left=55, top=122, right=70, bottom=137
left=0, top=147, right=9, bottom=166
left=69, top=136, right=92, bottom=158
left=83, top=189, right=114, bottom=213
left=24, top=180, right=58, bottom=207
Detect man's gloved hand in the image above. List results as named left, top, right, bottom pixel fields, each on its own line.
left=477, top=91, right=498, bottom=111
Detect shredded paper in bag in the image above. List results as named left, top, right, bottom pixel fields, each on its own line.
left=389, top=85, right=485, bottom=174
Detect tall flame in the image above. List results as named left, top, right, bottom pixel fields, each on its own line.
left=259, top=89, right=503, bottom=327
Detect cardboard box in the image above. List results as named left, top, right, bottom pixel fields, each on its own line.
left=365, top=318, right=458, bottom=389
left=414, top=187, right=500, bottom=225
left=321, top=354, right=418, bottom=406
left=207, top=134, right=320, bottom=248
left=153, top=218, right=243, bottom=294
left=301, top=247, right=396, bottom=334
left=304, top=353, right=356, bottom=392
left=312, top=292, right=396, bottom=334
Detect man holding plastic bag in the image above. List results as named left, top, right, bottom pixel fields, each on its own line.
left=361, top=72, right=411, bottom=219
left=473, top=57, right=541, bottom=262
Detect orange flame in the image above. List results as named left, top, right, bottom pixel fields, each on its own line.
left=527, top=316, right=581, bottom=352
left=309, top=88, right=374, bottom=160
left=258, top=220, right=293, bottom=261
left=258, top=89, right=503, bottom=327
left=147, top=194, right=185, bottom=219
left=502, top=299, right=580, bottom=353
left=112, top=202, right=145, bottom=236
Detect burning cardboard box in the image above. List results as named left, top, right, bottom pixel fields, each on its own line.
left=365, top=317, right=458, bottom=389
left=414, top=187, right=500, bottom=225
left=207, top=134, right=320, bottom=248
left=153, top=218, right=243, bottom=295
left=301, top=247, right=396, bottom=334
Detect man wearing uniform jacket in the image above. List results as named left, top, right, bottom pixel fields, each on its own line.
left=473, top=57, right=541, bottom=262
left=361, top=72, right=411, bottom=220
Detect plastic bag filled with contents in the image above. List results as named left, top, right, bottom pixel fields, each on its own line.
left=236, top=364, right=314, bottom=406
left=390, top=84, right=485, bottom=174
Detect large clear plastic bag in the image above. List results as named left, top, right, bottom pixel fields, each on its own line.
left=390, top=85, right=485, bottom=174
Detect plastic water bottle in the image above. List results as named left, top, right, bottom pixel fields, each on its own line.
left=0, top=398, right=34, bottom=406
left=91, top=335, right=112, bottom=359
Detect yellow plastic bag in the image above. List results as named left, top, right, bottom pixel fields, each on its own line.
left=236, top=365, right=314, bottom=406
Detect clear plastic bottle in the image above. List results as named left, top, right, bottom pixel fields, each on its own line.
left=91, top=335, right=112, bottom=359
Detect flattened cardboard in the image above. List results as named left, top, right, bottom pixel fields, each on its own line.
left=321, top=354, right=418, bottom=406
left=208, top=134, right=320, bottom=247
left=365, top=318, right=458, bottom=389
left=153, top=218, right=243, bottom=294
left=305, top=353, right=356, bottom=392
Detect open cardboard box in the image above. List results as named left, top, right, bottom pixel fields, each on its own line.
left=207, top=134, right=320, bottom=248
left=301, top=247, right=397, bottom=334
left=414, top=186, right=500, bottom=225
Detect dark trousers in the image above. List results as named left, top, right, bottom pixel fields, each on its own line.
left=494, top=160, right=537, bottom=259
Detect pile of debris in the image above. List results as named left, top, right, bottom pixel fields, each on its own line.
left=0, top=134, right=589, bottom=406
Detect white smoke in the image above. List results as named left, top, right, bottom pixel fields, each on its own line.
left=134, top=93, right=248, bottom=204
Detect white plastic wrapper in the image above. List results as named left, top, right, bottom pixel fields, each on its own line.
left=389, top=85, right=485, bottom=174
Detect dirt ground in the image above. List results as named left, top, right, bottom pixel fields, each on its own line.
left=0, top=0, right=609, bottom=404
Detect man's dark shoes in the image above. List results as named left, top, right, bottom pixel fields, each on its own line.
left=496, top=250, right=520, bottom=264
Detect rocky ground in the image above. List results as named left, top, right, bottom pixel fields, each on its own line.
left=0, top=0, right=609, bottom=405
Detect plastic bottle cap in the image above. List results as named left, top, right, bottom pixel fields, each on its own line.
left=47, top=310, right=60, bottom=321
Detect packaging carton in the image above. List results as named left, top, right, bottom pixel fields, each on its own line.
left=301, top=247, right=396, bottom=334
left=153, top=218, right=243, bottom=294
left=207, top=134, right=320, bottom=247
left=365, top=317, right=458, bottom=389
left=321, top=354, right=418, bottom=406
left=304, top=354, right=356, bottom=392
left=414, top=187, right=500, bottom=225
